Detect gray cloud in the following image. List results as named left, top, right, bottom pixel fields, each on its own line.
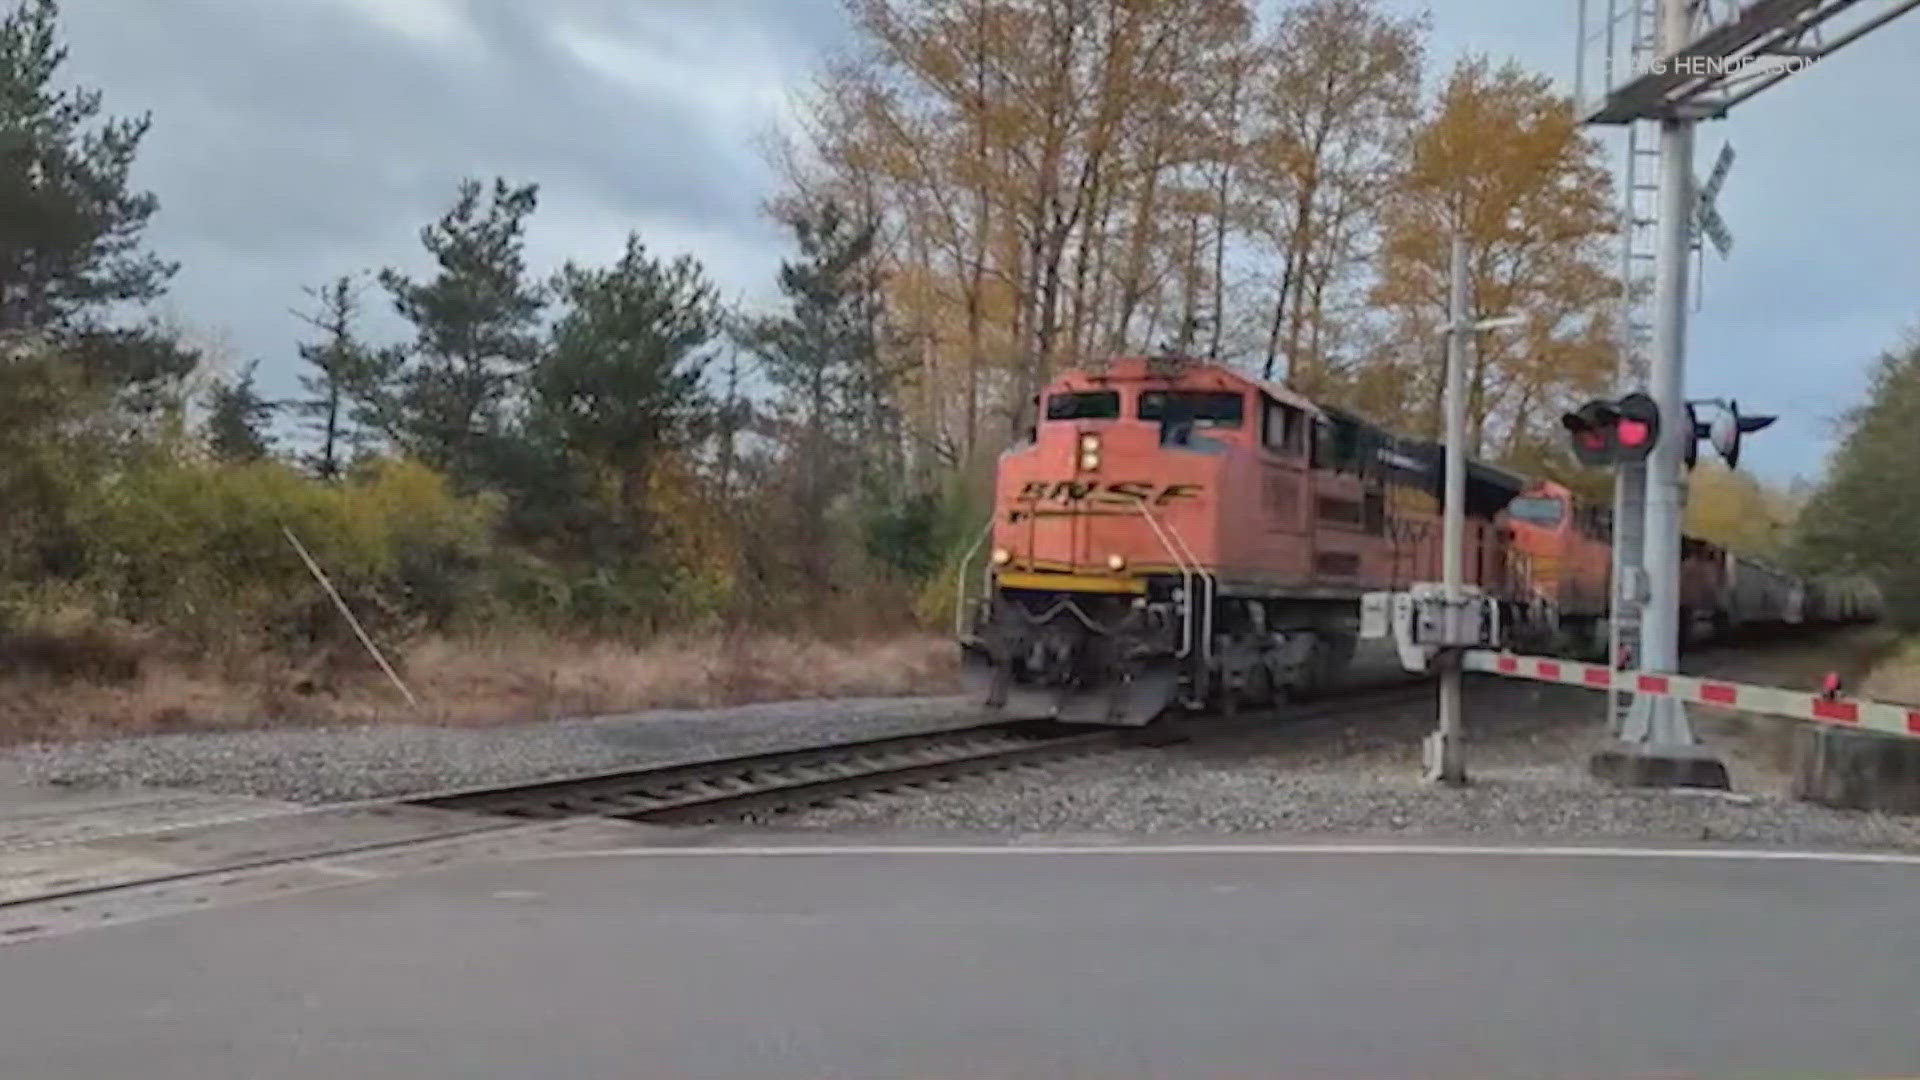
left=61, top=0, right=823, bottom=400
left=56, top=0, right=1920, bottom=483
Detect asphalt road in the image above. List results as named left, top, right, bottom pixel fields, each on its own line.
left=6, top=841, right=1920, bottom=1079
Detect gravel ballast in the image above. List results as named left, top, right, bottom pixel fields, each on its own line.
left=2, top=696, right=990, bottom=803
left=9, top=634, right=1915, bottom=854
left=773, top=677, right=1920, bottom=853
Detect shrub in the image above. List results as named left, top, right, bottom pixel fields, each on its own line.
left=70, top=455, right=496, bottom=650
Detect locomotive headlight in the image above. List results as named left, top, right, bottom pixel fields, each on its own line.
left=1078, top=432, right=1101, bottom=472
left=991, top=547, right=1012, bottom=566
left=1106, top=553, right=1126, bottom=572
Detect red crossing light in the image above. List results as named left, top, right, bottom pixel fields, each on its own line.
left=1561, top=393, right=1659, bottom=467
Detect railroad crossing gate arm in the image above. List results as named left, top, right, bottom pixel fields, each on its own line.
left=1462, top=649, right=1920, bottom=739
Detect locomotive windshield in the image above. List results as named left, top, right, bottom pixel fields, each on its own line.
left=1138, top=390, right=1244, bottom=427
left=1507, top=495, right=1565, bottom=526
left=1045, top=390, right=1120, bottom=420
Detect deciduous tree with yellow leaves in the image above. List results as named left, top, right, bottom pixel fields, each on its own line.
left=1362, top=58, right=1619, bottom=459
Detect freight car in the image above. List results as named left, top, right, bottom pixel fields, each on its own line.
left=957, top=354, right=1880, bottom=727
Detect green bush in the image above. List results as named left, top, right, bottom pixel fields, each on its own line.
left=910, top=477, right=992, bottom=632
left=69, top=455, right=496, bottom=649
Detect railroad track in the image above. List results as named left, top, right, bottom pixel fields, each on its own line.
left=0, top=682, right=1444, bottom=943
left=0, top=719, right=1134, bottom=927
left=407, top=718, right=1131, bottom=824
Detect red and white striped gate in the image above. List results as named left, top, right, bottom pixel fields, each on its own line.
left=1461, top=650, right=1920, bottom=739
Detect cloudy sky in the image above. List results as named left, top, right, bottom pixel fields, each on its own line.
left=60, top=0, right=1920, bottom=484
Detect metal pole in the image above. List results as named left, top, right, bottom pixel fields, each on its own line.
left=1575, top=0, right=1590, bottom=111
left=1427, top=233, right=1469, bottom=785
left=1609, top=102, right=1648, bottom=738
left=1609, top=464, right=1645, bottom=734
left=1623, top=0, right=1698, bottom=749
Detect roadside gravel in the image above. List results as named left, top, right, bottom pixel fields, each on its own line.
left=2, top=696, right=989, bottom=803
left=776, top=676, right=1920, bottom=853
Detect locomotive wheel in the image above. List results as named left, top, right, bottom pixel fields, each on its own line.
left=1245, top=661, right=1278, bottom=714
left=1288, top=634, right=1352, bottom=701
left=1320, top=633, right=1356, bottom=685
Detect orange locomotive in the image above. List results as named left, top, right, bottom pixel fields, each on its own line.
left=1504, top=479, right=1882, bottom=652
left=958, top=355, right=1536, bottom=724
left=1505, top=478, right=1722, bottom=655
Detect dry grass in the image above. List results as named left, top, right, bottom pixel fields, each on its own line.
left=1861, top=634, right=1920, bottom=706
left=402, top=631, right=961, bottom=725
left=0, top=620, right=961, bottom=746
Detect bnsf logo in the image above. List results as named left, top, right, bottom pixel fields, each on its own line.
left=1014, top=480, right=1202, bottom=506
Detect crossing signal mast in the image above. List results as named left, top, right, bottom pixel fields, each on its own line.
left=1574, top=0, right=1917, bottom=789
left=1563, top=394, right=1772, bottom=470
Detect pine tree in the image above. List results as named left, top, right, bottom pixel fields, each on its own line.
left=378, top=177, right=544, bottom=487
left=291, top=274, right=383, bottom=478
left=0, top=0, right=176, bottom=329
left=205, top=359, right=275, bottom=462
left=525, top=233, right=722, bottom=551
left=741, top=201, right=878, bottom=570
left=738, top=198, right=924, bottom=590
left=0, top=0, right=192, bottom=400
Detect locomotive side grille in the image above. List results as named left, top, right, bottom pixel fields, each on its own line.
left=1316, top=495, right=1362, bottom=526
left=1315, top=551, right=1361, bottom=577
left=1263, top=472, right=1296, bottom=525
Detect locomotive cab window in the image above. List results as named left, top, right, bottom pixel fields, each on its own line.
left=1506, top=495, right=1565, bottom=527
left=1046, top=390, right=1121, bottom=420
left=1312, top=417, right=1364, bottom=473
left=1261, top=398, right=1307, bottom=455
left=1138, top=390, right=1244, bottom=428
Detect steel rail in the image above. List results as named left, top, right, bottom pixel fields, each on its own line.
left=0, top=685, right=1448, bottom=918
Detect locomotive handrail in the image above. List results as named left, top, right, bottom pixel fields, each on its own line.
left=1130, top=499, right=1195, bottom=658
left=1132, top=498, right=1215, bottom=667
left=1159, top=508, right=1217, bottom=671
left=953, top=516, right=996, bottom=643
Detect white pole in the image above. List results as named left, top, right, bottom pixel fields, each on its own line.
left=1623, top=0, right=1699, bottom=750
left=1427, top=233, right=1469, bottom=785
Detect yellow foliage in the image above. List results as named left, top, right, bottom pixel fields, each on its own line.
left=1370, top=56, right=1619, bottom=450
left=1684, top=462, right=1796, bottom=558
left=645, top=454, right=738, bottom=619
left=71, top=455, right=495, bottom=645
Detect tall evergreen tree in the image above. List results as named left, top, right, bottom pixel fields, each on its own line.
left=738, top=197, right=926, bottom=589
left=528, top=233, right=721, bottom=547
left=0, top=0, right=192, bottom=399
left=0, top=0, right=175, bottom=329
left=741, top=200, right=879, bottom=580
left=378, top=177, right=544, bottom=487
left=204, top=359, right=275, bottom=462
left=291, top=274, right=386, bottom=478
